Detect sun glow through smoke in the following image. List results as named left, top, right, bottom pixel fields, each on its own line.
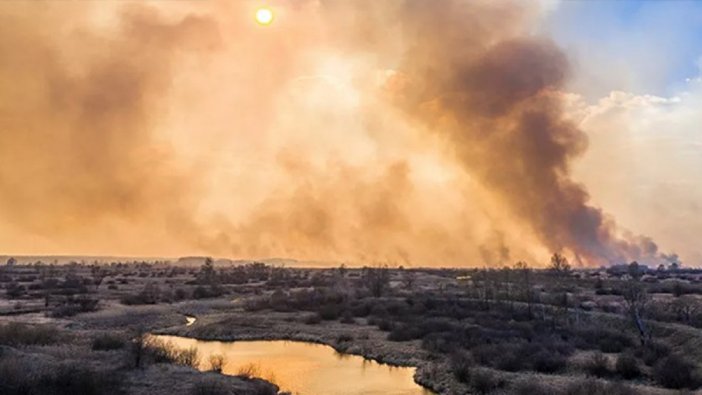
left=255, top=7, right=274, bottom=25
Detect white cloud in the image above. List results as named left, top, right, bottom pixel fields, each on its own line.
left=568, top=74, right=702, bottom=264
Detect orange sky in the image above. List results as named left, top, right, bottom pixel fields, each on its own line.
left=0, top=1, right=699, bottom=267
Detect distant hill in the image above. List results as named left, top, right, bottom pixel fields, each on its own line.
left=0, top=254, right=385, bottom=268
left=175, top=256, right=319, bottom=267
left=0, top=254, right=337, bottom=268
left=0, top=255, right=172, bottom=265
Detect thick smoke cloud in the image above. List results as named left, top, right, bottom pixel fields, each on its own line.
left=0, top=3, right=217, bottom=251
left=388, top=0, right=665, bottom=265
left=0, top=1, right=675, bottom=266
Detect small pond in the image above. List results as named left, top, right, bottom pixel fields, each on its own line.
left=152, top=335, right=434, bottom=395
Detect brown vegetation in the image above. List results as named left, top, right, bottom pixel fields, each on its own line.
left=2, top=258, right=702, bottom=394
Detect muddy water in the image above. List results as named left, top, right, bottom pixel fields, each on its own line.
left=152, top=335, right=434, bottom=395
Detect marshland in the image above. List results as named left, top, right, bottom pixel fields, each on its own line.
left=2, top=1, right=701, bottom=394
left=2, top=256, right=702, bottom=394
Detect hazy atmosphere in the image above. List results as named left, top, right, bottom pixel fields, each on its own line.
left=3, top=3, right=702, bottom=394
left=1, top=0, right=701, bottom=267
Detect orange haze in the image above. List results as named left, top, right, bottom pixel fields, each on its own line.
left=0, top=0, right=679, bottom=267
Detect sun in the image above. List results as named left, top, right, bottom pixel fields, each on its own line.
left=255, top=7, right=274, bottom=25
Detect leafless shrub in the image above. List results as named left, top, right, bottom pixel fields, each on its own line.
left=303, top=313, right=321, bottom=325
left=615, top=351, right=640, bottom=379
left=237, top=363, right=261, bottom=379
left=511, top=377, right=556, bottom=395
left=585, top=352, right=610, bottom=377
left=92, top=333, right=126, bottom=351
left=470, top=368, right=504, bottom=394
left=0, top=322, right=58, bottom=346
left=175, top=347, right=200, bottom=368
left=564, top=378, right=635, bottom=395
left=192, top=377, right=230, bottom=395
left=208, top=354, right=226, bottom=373
left=653, top=354, right=700, bottom=389
left=140, top=337, right=200, bottom=368
left=450, top=351, right=473, bottom=383
left=0, top=358, right=121, bottom=395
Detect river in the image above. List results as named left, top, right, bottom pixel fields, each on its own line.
left=152, top=335, right=434, bottom=395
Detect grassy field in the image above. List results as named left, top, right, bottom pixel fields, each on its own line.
left=1, top=257, right=702, bottom=394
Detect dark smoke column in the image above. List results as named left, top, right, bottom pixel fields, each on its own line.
left=389, top=0, right=663, bottom=266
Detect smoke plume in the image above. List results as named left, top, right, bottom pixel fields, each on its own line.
left=385, top=0, right=664, bottom=265
left=0, top=0, right=675, bottom=266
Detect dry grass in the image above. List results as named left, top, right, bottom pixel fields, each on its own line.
left=208, top=354, right=225, bottom=373
left=145, top=337, right=200, bottom=368
left=92, top=332, right=126, bottom=350
left=192, top=377, right=231, bottom=395
left=237, top=362, right=261, bottom=379
left=0, top=322, right=59, bottom=346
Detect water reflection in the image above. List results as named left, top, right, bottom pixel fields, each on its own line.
left=152, top=335, right=434, bottom=395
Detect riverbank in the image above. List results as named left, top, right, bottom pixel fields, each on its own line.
left=155, top=309, right=449, bottom=393
left=0, top=310, right=287, bottom=395
left=154, top=305, right=676, bottom=395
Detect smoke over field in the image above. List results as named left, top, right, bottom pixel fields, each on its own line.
left=0, top=0, right=677, bottom=266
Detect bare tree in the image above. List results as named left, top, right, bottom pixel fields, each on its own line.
left=548, top=253, right=572, bottom=326
left=501, top=267, right=513, bottom=311
left=402, top=270, right=416, bottom=290
left=362, top=265, right=390, bottom=297
left=671, top=295, right=698, bottom=324
left=471, top=269, right=494, bottom=310
left=513, top=261, right=533, bottom=318
left=132, top=327, right=148, bottom=368
left=92, top=271, right=106, bottom=292
left=549, top=253, right=571, bottom=275
left=141, top=282, right=162, bottom=304
left=198, top=257, right=217, bottom=285
left=628, top=261, right=643, bottom=280
left=623, top=278, right=650, bottom=345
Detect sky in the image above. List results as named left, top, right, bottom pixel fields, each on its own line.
left=0, top=0, right=700, bottom=267
left=541, top=0, right=702, bottom=264
left=542, top=0, right=702, bottom=97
